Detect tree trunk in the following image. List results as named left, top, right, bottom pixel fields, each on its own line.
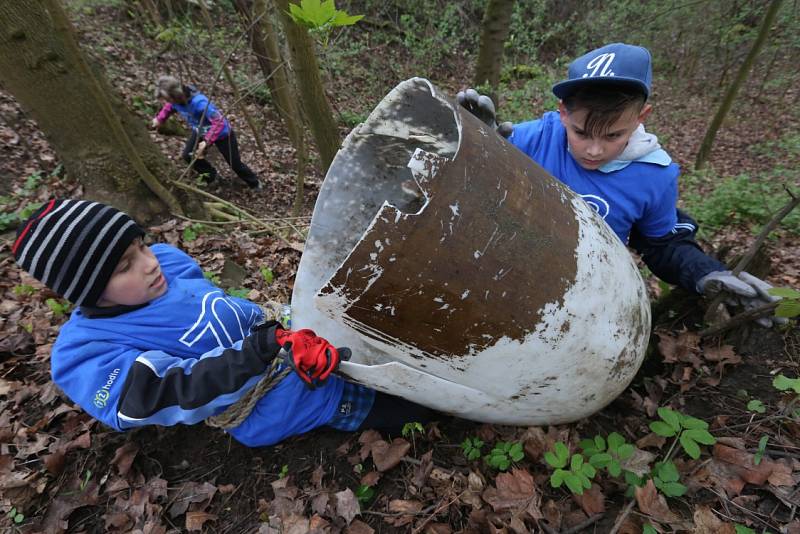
left=235, top=0, right=308, bottom=216
left=695, top=0, right=784, bottom=170
left=273, top=0, right=340, bottom=173
left=473, top=0, right=515, bottom=91
left=0, top=0, right=183, bottom=221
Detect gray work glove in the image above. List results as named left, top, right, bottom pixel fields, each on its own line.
left=697, top=270, right=787, bottom=328
left=456, top=88, right=514, bottom=138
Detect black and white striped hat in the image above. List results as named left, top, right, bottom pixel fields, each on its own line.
left=12, top=199, right=145, bottom=307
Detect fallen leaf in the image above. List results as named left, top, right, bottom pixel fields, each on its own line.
left=371, top=438, right=410, bottom=472
left=185, top=511, right=217, bottom=532
left=482, top=468, right=542, bottom=519
left=311, top=492, right=329, bottom=516
left=112, top=441, right=139, bottom=476
left=692, top=505, right=735, bottom=534
left=712, top=444, right=795, bottom=488
left=361, top=471, right=381, bottom=487
left=42, top=480, right=100, bottom=533
left=620, top=447, right=657, bottom=476
left=573, top=483, right=605, bottom=515
left=423, top=523, right=452, bottom=534
left=346, top=519, right=375, bottom=534
left=389, top=499, right=423, bottom=514
left=335, top=488, right=360, bottom=524
left=635, top=479, right=680, bottom=524
left=412, top=450, right=433, bottom=487
left=636, top=432, right=667, bottom=450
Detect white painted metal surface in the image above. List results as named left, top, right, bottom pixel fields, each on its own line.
left=292, top=78, right=650, bottom=425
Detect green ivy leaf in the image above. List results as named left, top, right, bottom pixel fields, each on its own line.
left=589, top=453, right=612, bottom=468
left=679, top=433, right=701, bottom=459
left=776, top=300, right=800, bottom=318
left=657, top=407, right=682, bottom=432
left=570, top=454, right=584, bottom=471
left=608, top=460, right=622, bottom=477
left=555, top=442, right=569, bottom=464
left=564, top=473, right=584, bottom=495
left=773, top=374, right=800, bottom=394
left=679, top=415, right=709, bottom=430
left=683, top=428, right=716, bottom=446
left=616, top=443, right=635, bottom=460
left=650, top=421, right=677, bottom=437
left=746, top=399, right=766, bottom=413
left=550, top=469, right=565, bottom=488
left=767, top=287, right=800, bottom=299
left=655, top=461, right=680, bottom=483
left=544, top=451, right=563, bottom=469
left=607, top=432, right=625, bottom=451
left=594, top=435, right=607, bottom=451
left=581, top=463, right=596, bottom=479
left=659, top=481, right=687, bottom=497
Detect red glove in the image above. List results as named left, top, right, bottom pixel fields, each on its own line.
left=275, top=328, right=340, bottom=385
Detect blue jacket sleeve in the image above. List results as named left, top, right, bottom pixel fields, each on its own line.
left=629, top=209, right=726, bottom=293
left=116, top=321, right=283, bottom=429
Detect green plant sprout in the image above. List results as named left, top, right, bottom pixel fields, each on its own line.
left=287, top=0, right=363, bottom=47
left=401, top=421, right=423, bottom=439
left=652, top=460, right=687, bottom=497
left=734, top=525, right=756, bottom=534
left=485, top=441, right=524, bottom=471
left=6, top=506, right=24, bottom=524
left=80, top=469, right=92, bottom=491
left=13, top=284, right=36, bottom=297
left=643, top=524, right=657, bottom=534
left=649, top=407, right=716, bottom=459
left=754, top=435, right=769, bottom=466
left=773, top=374, right=800, bottom=394
left=461, top=436, right=484, bottom=461
left=260, top=266, right=274, bottom=285
left=227, top=288, right=250, bottom=299
left=46, top=298, right=71, bottom=318
left=278, top=464, right=289, bottom=479
left=182, top=223, right=207, bottom=242
left=545, top=442, right=595, bottom=495
left=355, top=484, right=375, bottom=503
left=768, top=287, right=800, bottom=318
left=747, top=399, right=766, bottom=413
left=203, top=271, right=220, bottom=285
left=579, top=432, right=634, bottom=477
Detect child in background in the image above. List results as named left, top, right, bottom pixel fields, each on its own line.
left=13, top=199, right=433, bottom=447
left=151, top=75, right=262, bottom=190
left=459, top=43, right=783, bottom=326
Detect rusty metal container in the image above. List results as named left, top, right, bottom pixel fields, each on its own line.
left=292, top=78, right=650, bottom=425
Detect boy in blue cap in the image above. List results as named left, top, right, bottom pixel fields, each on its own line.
left=459, top=43, right=782, bottom=326
left=13, top=199, right=433, bottom=447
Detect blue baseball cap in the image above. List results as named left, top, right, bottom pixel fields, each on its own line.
left=552, top=43, right=652, bottom=100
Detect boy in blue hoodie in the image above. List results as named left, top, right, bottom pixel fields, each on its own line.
left=13, top=199, right=432, bottom=447
left=459, top=43, right=782, bottom=326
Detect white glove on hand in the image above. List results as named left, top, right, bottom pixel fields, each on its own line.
left=196, top=140, right=208, bottom=159
left=456, top=88, right=513, bottom=138
left=150, top=118, right=160, bottom=130
left=697, top=270, right=787, bottom=328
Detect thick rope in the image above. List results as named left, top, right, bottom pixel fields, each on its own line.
left=206, top=301, right=291, bottom=429
left=206, top=358, right=291, bottom=429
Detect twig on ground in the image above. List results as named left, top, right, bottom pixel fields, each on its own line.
left=411, top=491, right=465, bottom=534
left=559, top=513, right=604, bottom=534
left=700, top=301, right=780, bottom=337
left=608, top=500, right=636, bottom=534
left=169, top=180, right=294, bottom=245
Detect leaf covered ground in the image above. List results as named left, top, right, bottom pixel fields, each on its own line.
left=1, top=3, right=800, bottom=533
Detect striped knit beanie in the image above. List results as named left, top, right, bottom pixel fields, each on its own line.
left=12, top=199, right=145, bottom=307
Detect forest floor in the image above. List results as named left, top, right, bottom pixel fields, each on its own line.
left=1, top=4, right=800, bottom=534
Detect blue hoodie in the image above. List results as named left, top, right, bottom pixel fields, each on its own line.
left=50, top=244, right=345, bottom=447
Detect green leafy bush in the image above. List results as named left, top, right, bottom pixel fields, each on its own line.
left=485, top=441, right=524, bottom=471
left=649, top=407, right=716, bottom=459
